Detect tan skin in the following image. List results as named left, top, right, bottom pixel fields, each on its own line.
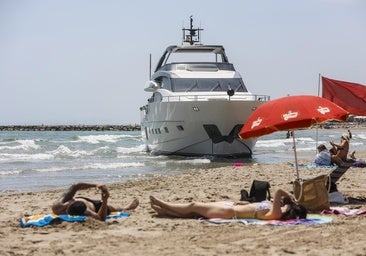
left=330, top=136, right=349, bottom=162
left=318, top=146, right=344, bottom=166
left=52, top=182, right=139, bottom=221
left=150, top=189, right=296, bottom=220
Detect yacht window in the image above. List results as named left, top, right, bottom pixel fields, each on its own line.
left=168, top=52, right=224, bottom=63
left=177, top=125, right=184, bottom=131
left=164, top=127, right=169, bottom=133
left=171, top=78, right=248, bottom=92
left=161, top=77, right=172, bottom=90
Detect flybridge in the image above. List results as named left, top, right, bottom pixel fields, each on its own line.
left=154, top=45, right=230, bottom=72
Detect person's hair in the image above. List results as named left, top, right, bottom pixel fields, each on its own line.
left=281, top=204, right=307, bottom=220
left=317, top=144, right=327, bottom=152
left=67, top=201, right=87, bottom=215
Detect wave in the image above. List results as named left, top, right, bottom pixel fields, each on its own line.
left=256, top=139, right=289, bottom=148
left=33, top=162, right=144, bottom=173
left=0, top=139, right=40, bottom=151
left=116, top=145, right=146, bottom=154
left=0, top=169, right=23, bottom=175
left=76, top=134, right=140, bottom=144
left=357, top=133, right=366, bottom=140
left=50, top=145, right=90, bottom=158
left=0, top=145, right=91, bottom=162
left=84, top=162, right=144, bottom=169
left=0, top=153, right=53, bottom=162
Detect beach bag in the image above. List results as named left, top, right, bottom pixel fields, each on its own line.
left=240, top=180, right=271, bottom=202
left=293, top=175, right=330, bottom=213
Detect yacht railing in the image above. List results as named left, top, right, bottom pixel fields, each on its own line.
left=161, top=94, right=270, bottom=102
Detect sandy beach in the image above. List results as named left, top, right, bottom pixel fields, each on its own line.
left=1, top=149, right=366, bottom=256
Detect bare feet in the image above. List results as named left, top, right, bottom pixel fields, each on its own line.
left=123, top=198, right=139, bottom=211
left=150, top=203, right=171, bottom=216
left=349, top=151, right=356, bottom=160
left=150, top=195, right=163, bottom=207
left=150, top=197, right=184, bottom=217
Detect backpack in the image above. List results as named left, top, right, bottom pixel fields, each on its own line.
left=240, top=180, right=271, bottom=202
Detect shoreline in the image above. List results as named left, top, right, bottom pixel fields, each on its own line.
left=1, top=160, right=366, bottom=255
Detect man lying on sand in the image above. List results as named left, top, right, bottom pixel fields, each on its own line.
left=52, top=182, right=139, bottom=221
left=150, top=189, right=307, bottom=220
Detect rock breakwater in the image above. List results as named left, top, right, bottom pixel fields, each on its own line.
left=0, top=125, right=141, bottom=131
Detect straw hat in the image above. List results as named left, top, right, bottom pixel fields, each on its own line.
left=342, top=133, right=350, bottom=141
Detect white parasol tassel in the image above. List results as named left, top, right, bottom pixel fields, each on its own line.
left=292, top=130, right=300, bottom=180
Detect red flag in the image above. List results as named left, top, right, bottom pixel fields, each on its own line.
left=322, top=76, right=366, bottom=116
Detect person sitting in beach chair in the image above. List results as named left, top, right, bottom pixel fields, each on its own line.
left=150, top=189, right=307, bottom=220
left=52, top=182, right=139, bottom=221
left=330, top=134, right=350, bottom=162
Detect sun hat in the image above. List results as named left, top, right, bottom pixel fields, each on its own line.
left=342, top=133, right=350, bottom=141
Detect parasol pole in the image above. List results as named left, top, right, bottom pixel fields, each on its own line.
left=292, top=130, right=300, bottom=180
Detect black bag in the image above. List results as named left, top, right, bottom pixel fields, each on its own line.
left=240, top=180, right=271, bottom=202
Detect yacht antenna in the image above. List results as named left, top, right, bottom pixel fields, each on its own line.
left=182, top=16, right=203, bottom=45
left=149, top=53, right=152, bottom=79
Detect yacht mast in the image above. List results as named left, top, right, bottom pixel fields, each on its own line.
left=182, top=16, right=203, bottom=45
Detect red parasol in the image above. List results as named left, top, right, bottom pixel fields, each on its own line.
left=239, top=95, right=349, bottom=178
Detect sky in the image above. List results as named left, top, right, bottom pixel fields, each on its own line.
left=1, top=0, right=365, bottom=125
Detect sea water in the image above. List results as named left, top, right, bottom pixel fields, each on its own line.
left=1, top=129, right=365, bottom=192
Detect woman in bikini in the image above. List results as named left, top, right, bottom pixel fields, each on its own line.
left=150, top=189, right=307, bottom=220
left=330, top=134, right=350, bottom=162
left=52, top=182, right=139, bottom=221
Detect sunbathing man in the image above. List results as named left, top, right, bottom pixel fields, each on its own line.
left=150, top=189, right=307, bottom=220
left=52, top=182, right=139, bottom=221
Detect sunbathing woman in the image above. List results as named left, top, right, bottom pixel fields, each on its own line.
left=150, top=189, right=307, bottom=220
left=330, top=133, right=350, bottom=162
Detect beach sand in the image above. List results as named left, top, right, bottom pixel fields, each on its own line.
left=1, top=153, right=366, bottom=255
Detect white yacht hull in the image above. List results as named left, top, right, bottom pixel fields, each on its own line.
left=141, top=100, right=263, bottom=157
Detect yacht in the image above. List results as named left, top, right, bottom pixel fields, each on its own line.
left=140, top=17, right=269, bottom=157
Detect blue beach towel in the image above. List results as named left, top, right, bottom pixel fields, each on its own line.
left=300, top=163, right=336, bottom=169
left=202, top=214, right=332, bottom=226
left=20, top=211, right=130, bottom=228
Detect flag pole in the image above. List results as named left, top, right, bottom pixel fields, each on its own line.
left=315, top=73, right=321, bottom=155
left=317, top=73, right=321, bottom=97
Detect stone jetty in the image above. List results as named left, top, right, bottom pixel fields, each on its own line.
left=0, top=125, right=141, bottom=131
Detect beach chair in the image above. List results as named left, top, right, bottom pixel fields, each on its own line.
left=327, top=166, right=351, bottom=192
left=329, top=166, right=350, bottom=184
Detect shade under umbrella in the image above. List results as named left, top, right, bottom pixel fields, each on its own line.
left=239, top=95, right=349, bottom=179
